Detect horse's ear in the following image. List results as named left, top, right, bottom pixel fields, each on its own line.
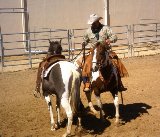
left=48, top=39, right=51, bottom=44
left=59, top=39, right=62, bottom=44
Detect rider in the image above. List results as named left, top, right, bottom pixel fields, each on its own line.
left=82, top=13, right=128, bottom=92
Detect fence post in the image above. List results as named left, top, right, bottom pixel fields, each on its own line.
left=27, top=32, right=32, bottom=68
left=71, top=29, right=75, bottom=61
left=155, top=23, right=157, bottom=43
left=67, top=29, right=71, bottom=60
left=0, top=27, right=4, bottom=71
left=131, top=24, right=135, bottom=56
left=127, top=25, right=131, bottom=57
left=127, top=25, right=133, bottom=57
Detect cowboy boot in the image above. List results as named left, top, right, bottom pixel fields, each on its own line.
left=83, top=82, right=91, bottom=92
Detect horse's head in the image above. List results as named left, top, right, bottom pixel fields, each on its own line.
left=93, top=42, right=109, bottom=69
left=47, top=39, right=62, bottom=56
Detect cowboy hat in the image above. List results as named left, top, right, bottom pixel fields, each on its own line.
left=87, top=14, right=103, bottom=25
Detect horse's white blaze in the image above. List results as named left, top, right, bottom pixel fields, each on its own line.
left=92, top=49, right=100, bottom=82
left=92, top=71, right=99, bottom=81
left=92, top=48, right=97, bottom=71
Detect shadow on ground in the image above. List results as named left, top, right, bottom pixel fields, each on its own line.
left=102, top=102, right=152, bottom=123
left=49, top=102, right=151, bottom=137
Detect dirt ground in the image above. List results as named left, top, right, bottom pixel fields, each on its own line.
left=0, top=54, right=160, bottom=137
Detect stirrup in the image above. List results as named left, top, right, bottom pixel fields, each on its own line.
left=84, top=87, right=90, bottom=92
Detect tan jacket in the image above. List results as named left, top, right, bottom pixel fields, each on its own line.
left=83, top=25, right=117, bottom=48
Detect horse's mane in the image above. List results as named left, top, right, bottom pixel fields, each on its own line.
left=47, top=40, right=62, bottom=56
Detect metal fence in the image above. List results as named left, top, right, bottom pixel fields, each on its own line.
left=132, top=23, right=160, bottom=56
left=1, top=23, right=160, bottom=72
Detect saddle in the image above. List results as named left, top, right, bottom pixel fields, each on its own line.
left=109, top=51, right=129, bottom=77
left=82, top=49, right=94, bottom=77
left=82, top=50, right=129, bottom=78
left=42, top=54, right=66, bottom=70
left=36, top=55, right=66, bottom=89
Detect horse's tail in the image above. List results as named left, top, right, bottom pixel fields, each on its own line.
left=70, top=70, right=85, bottom=117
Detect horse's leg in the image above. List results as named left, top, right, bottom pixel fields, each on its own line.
left=56, top=98, right=61, bottom=127
left=112, top=93, right=120, bottom=124
left=85, top=91, right=97, bottom=114
left=44, top=95, right=57, bottom=131
left=74, top=117, right=82, bottom=136
left=61, top=97, right=73, bottom=137
left=94, top=88, right=105, bottom=120
left=77, top=117, right=82, bottom=128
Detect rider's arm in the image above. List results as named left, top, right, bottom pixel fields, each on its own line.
left=83, top=30, right=90, bottom=45
left=100, top=26, right=118, bottom=43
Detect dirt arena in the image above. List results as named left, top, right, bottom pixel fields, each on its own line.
left=0, top=54, right=160, bottom=137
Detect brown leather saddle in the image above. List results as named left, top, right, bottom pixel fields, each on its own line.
left=42, top=54, right=66, bottom=70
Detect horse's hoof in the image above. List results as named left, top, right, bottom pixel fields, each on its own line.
left=91, top=109, right=98, bottom=114
left=51, top=127, right=56, bottom=131
left=115, top=121, right=123, bottom=127
left=74, top=127, right=80, bottom=136
left=51, top=124, right=58, bottom=131
left=54, top=124, right=58, bottom=129
left=62, top=133, right=71, bottom=137
left=33, top=90, right=37, bottom=97
left=58, top=121, right=62, bottom=127
left=118, top=120, right=125, bottom=126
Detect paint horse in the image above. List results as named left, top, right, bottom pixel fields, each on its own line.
left=34, top=40, right=84, bottom=137
left=74, top=42, right=122, bottom=124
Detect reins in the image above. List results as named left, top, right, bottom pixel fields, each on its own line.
left=69, top=42, right=86, bottom=63
left=69, top=49, right=83, bottom=62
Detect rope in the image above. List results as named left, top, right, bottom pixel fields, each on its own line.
left=69, top=49, right=83, bottom=62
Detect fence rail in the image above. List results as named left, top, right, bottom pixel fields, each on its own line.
left=1, top=23, right=160, bottom=72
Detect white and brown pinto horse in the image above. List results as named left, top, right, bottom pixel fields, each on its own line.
left=74, top=42, right=121, bottom=124
left=34, top=40, right=84, bottom=137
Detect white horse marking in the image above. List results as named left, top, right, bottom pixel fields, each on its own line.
left=44, top=95, right=56, bottom=130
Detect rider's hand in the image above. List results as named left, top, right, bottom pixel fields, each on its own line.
left=105, top=39, right=111, bottom=45
left=82, top=41, right=86, bottom=47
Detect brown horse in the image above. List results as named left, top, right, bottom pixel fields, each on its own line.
left=74, top=42, right=126, bottom=124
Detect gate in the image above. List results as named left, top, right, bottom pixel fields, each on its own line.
left=132, top=23, right=160, bottom=56
left=0, top=28, right=70, bottom=71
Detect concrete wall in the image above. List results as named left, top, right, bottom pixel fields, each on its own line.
left=0, top=0, right=160, bottom=33
left=109, top=0, right=160, bottom=25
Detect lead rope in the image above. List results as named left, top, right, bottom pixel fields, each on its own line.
left=82, top=42, right=86, bottom=64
